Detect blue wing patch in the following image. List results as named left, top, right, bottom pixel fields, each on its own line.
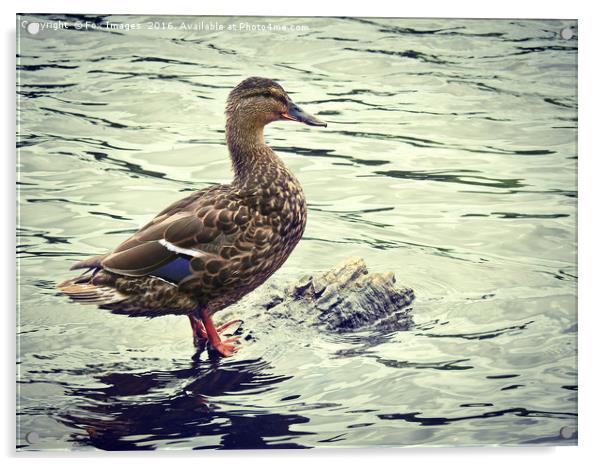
left=150, top=255, right=193, bottom=284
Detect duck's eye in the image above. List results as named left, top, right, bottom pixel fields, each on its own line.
left=260, top=91, right=275, bottom=99
left=247, top=91, right=286, bottom=104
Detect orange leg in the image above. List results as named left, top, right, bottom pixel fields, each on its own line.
left=189, top=310, right=241, bottom=357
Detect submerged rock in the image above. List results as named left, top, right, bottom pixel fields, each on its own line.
left=257, top=257, right=415, bottom=332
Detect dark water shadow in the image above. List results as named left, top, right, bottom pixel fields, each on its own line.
left=378, top=407, right=577, bottom=427
left=55, top=354, right=313, bottom=450
left=416, top=320, right=535, bottom=341
left=374, top=169, right=526, bottom=189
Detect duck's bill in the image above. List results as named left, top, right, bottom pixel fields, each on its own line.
left=282, top=102, right=327, bottom=127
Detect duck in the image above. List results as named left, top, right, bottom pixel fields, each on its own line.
left=58, top=76, right=327, bottom=357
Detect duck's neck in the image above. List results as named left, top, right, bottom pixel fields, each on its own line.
left=226, top=116, right=281, bottom=185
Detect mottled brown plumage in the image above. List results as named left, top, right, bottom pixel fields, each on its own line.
left=58, top=76, right=327, bottom=356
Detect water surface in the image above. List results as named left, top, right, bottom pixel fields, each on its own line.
left=17, top=15, right=577, bottom=450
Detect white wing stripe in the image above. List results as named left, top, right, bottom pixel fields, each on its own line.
left=158, top=239, right=202, bottom=257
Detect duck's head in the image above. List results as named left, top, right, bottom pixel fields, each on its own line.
left=226, top=77, right=327, bottom=129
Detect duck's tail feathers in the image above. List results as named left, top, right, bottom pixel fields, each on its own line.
left=57, top=270, right=126, bottom=306
left=58, top=269, right=197, bottom=317
left=57, top=281, right=126, bottom=305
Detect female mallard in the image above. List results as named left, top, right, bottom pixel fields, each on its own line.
left=59, top=77, right=327, bottom=357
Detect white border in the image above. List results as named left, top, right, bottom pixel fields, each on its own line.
left=4, top=1, right=600, bottom=465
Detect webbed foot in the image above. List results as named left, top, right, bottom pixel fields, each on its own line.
left=210, top=336, right=241, bottom=357
left=188, top=314, right=243, bottom=357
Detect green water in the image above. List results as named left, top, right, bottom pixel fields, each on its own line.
left=17, top=15, right=577, bottom=450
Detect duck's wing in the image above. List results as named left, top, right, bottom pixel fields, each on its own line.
left=93, top=185, right=274, bottom=295
left=69, top=188, right=205, bottom=273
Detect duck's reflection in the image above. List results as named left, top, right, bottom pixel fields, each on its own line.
left=58, top=352, right=312, bottom=450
